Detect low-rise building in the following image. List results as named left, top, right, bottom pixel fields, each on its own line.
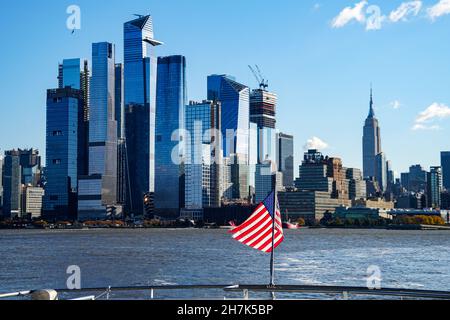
left=335, top=206, right=392, bottom=220
left=278, top=190, right=351, bottom=222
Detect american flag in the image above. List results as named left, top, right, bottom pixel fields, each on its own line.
left=229, top=191, right=284, bottom=253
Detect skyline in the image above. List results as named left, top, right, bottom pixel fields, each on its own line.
left=1, top=0, right=450, bottom=175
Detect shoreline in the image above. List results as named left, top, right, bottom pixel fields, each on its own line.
left=1, top=225, right=449, bottom=231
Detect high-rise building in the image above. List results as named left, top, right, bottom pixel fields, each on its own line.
left=58, top=58, right=90, bottom=177
left=427, top=166, right=442, bottom=208
left=362, top=88, right=382, bottom=178
left=78, top=42, right=118, bottom=220
left=207, top=75, right=250, bottom=201
left=408, top=165, right=428, bottom=193
left=154, top=55, right=187, bottom=217
left=254, top=161, right=281, bottom=203
left=278, top=133, right=294, bottom=187
left=250, top=89, right=277, bottom=129
left=43, top=88, right=84, bottom=220
left=115, top=63, right=124, bottom=140
left=346, top=168, right=367, bottom=200
left=21, top=185, right=44, bottom=219
left=441, top=151, right=450, bottom=190
left=375, top=152, right=387, bottom=192
left=2, top=151, right=22, bottom=218
left=124, top=15, right=162, bottom=216
left=184, top=101, right=222, bottom=214
left=115, top=63, right=127, bottom=207
left=295, top=149, right=350, bottom=200
left=0, top=156, right=3, bottom=211
left=207, top=75, right=250, bottom=159
left=17, top=149, right=42, bottom=186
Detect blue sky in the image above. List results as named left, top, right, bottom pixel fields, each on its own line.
left=1, top=0, right=450, bottom=177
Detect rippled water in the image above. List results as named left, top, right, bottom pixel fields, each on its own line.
left=0, top=228, right=449, bottom=299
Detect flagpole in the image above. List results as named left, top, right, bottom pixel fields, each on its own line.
left=269, top=173, right=277, bottom=286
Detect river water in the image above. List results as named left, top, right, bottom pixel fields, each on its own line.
left=0, top=228, right=449, bottom=299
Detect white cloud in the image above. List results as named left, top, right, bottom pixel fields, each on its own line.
left=412, top=102, right=450, bottom=130
left=390, top=100, right=402, bottom=109
left=427, top=0, right=450, bottom=20
left=412, top=124, right=441, bottom=131
left=304, top=137, right=329, bottom=151
left=332, top=1, right=368, bottom=28
left=389, top=1, right=423, bottom=22
left=415, top=102, right=450, bottom=123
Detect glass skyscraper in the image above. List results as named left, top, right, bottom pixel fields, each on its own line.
left=78, top=42, right=118, bottom=220
left=441, top=151, right=450, bottom=190
left=278, top=133, right=294, bottom=187
left=184, top=101, right=222, bottom=212
left=58, top=58, right=90, bottom=178
left=124, top=15, right=162, bottom=216
left=207, top=75, right=250, bottom=159
left=154, top=55, right=187, bottom=217
left=2, top=151, right=22, bottom=218
left=44, top=88, right=84, bottom=220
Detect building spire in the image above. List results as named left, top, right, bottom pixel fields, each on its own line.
left=368, top=84, right=375, bottom=118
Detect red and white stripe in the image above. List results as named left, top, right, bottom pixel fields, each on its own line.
left=230, top=204, right=284, bottom=253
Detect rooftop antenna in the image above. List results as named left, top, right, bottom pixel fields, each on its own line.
left=248, top=65, right=269, bottom=91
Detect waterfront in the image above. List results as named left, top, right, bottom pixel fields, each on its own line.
left=0, top=229, right=449, bottom=299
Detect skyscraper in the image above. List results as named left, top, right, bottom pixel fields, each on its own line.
left=207, top=75, right=250, bottom=201
left=250, top=89, right=277, bottom=129
left=427, top=166, right=442, bottom=208
left=375, top=152, right=387, bottom=192
left=124, top=15, right=162, bottom=216
left=115, top=63, right=127, bottom=207
left=58, top=58, right=90, bottom=177
left=154, top=55, right=187, bottom=217
left=2, top=151, right=22, bottom=218
left=295, top=149, right=350, bottom=200
left=0, top=156, right=3, bottom=211
left=78, top=42, right=118, bottom=220
left=184, top=101, right=222, bottom=217
left=44, top=88, right=84, bottom=220
left=278, top=133, right=294, bottom=187
left=207, top=75, right=250, bottom=159
left=363, top=88, right=382, bottom=178
left=441, top=151, right=450, bottom=190
left=408, top=164, right=427, bottom=193
left=115, top=63, right=124, bottom=140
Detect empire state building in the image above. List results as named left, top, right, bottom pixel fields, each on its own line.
left=362, top=89, right=382, bottom=178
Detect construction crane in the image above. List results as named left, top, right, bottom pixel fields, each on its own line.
left=248, top=65, right=269, bottom=91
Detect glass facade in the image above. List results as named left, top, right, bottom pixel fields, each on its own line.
left=124, top=15, right=160, bottom=216
left=2, top=152, right=22, bottom=218
left=207, top=75, right=250, bottom=159
left=154, top=55, right=186, bottom=215
left=44, top=88, right=83, bottom=220
left=62, top=58, right=82, bottom=89
left=442, top=152, right=450, bottom=190
left=184, top=102, right=221, bottom=209
left=278, top=133, right=294, bottom=187
left=115, top=63, right=124, bottom=140
left=78, top=42, right=118, bottom=219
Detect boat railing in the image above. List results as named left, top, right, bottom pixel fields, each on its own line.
left=1, top=284, right=450, bottom=300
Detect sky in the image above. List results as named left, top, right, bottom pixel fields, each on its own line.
left=1, top=0, right=450, bottom=177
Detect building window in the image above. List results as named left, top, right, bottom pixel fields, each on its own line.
left=52, top=130, right=63, bottom=136
left=50, top=195, right=58, bottom=201
left=53, top=159, right=62, bottom=165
